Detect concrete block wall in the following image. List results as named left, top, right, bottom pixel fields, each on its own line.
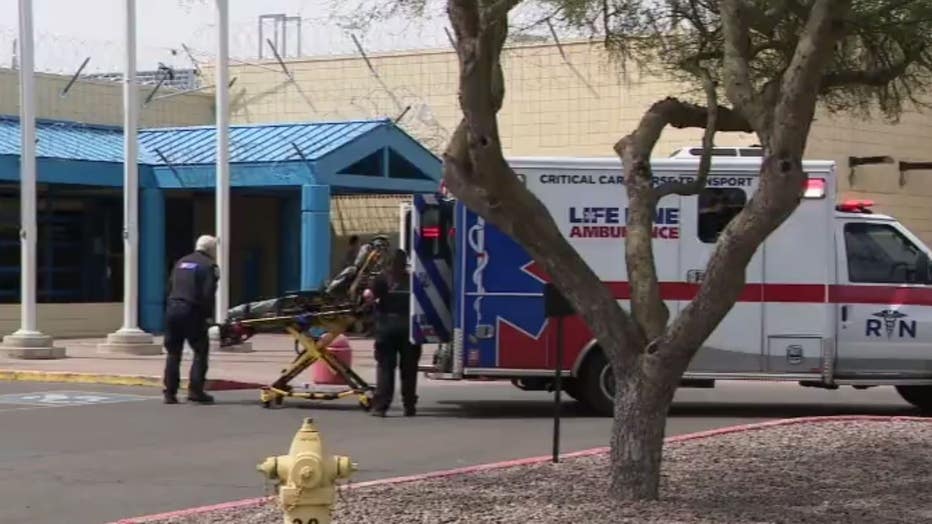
left=808, top=110, right=932, bottom=243
left=215, top=39, right=932, bottom=243
left=0, top=68, right=214, bottom=128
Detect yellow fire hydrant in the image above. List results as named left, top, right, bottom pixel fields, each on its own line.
left=257, top=417, right=357, bottom=524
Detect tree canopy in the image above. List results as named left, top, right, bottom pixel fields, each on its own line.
left=542, top=0, right=932, bottom=121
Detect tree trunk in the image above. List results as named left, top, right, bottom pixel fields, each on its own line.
left=608, top=353, right=676, bottom=500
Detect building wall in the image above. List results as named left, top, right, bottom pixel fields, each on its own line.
left=0, top=68, right=214, bottom=127
left=215, top=40, right=932, bottom=244
left=330, top=194, right=411, bottom=271
left=0, top=71, right=213, bottom=338
left=0, top=303, right=122, bottom=338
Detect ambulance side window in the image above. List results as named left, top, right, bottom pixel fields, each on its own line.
left=697, top=188, right=746, bottom=243
left=844, top=223, right=922, bottom=284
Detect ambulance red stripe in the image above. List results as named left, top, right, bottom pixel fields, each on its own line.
left=601, top=282, right=932, bottom=305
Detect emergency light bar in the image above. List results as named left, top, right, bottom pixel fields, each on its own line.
left=836, top=199, right=874, bottom=213
left=804, top=178, right=826, bottom=199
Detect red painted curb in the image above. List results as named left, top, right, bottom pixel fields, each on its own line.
left=110, top=414, right=932, bottom=523
left=206, top=379, right=265, bottom=391
left=110, top=496, right=274, bottom=523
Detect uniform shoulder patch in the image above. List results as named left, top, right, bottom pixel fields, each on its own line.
left=178, top=261, right=198, bottom=270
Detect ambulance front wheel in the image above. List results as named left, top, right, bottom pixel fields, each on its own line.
left=579, top=349, right=615, bottom=416
left=895, top=385, right=932, bottom=413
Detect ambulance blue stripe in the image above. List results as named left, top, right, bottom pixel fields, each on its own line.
left=412, top=281, right=451, bottom=341
left=411, top=249, right=452, bottom=339
left=412, top=233, right=452, bottom=303
left=409, top=193, right=453, bottom=344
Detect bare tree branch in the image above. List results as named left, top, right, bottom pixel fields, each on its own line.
left=653, top=68, right=719, bottom=200
left=719, top=0, right=767, bottom=135
left=481, top=0, right=523, bottom=24
left=445, top=0, right=644, bottom=370
left=659, top=0, right=854, bottom=371
left=613, top=64, right=726, bottom=342
left=820, top=56, right=920, bottom=90
left=773, top=0, right=853, bottom=152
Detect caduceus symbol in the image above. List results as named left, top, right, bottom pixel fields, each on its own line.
left=873, top=309, right=907, bottom=338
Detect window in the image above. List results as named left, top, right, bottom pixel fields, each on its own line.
left=697, top=188, right=747, bottom=243
left=844, top=223, right=925, bottom=284
left=418, top=202, right=454, bottom=260
left=0, top=190, right=123, bottom=304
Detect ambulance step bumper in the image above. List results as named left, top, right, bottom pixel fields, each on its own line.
left=419, top=365, right=459, bottom=380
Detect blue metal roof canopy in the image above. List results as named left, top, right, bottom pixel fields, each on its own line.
left=0, top=115, right=442, bottom=193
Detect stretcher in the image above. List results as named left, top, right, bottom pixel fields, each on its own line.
left=215, top=236, right=391, bottom=410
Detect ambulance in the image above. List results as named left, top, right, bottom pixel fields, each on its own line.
left=400, top=147, right=932, bottom=415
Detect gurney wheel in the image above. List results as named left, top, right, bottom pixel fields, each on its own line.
left=262, top=400, right=271, bottom=409
left=358, top=393, right=372, bottom=412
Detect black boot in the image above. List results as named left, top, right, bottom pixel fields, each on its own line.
left=187, top=391, right=214, bottom=404
left=163, top=390, right=178, bottom=404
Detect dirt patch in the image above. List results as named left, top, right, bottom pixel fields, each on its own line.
left=140, top=419, right=932, bottom=523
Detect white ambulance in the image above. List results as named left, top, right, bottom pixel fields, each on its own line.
left=402, top=148, right=932, bottom=415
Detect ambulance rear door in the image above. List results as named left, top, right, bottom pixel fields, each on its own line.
left=408, top=193, right=455, bottom=345
left=678, top=168, right=764, bottom=373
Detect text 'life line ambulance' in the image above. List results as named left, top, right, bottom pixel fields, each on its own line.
left=401, top=147, right=932, bottom=416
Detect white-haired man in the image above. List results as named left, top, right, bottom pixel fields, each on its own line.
left=162, top=234, right=219, bottom=404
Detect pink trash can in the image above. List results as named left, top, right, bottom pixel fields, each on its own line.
left=311, top=334, right=352, bottom=385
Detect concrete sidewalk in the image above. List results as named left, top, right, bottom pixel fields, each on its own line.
left=0, top=334, right=435, bottom=390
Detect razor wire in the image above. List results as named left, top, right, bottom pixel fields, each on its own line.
left=0, top=0, right=619, bottom=180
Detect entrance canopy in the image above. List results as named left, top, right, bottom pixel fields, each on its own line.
left=0, top=114, right=442, bottom=334
left=0, top=115, right=442, bottom=193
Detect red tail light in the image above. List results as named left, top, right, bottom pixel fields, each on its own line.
left=422, top=226, right=441, bottom=239
left=804, top=178, right=826, bottom=199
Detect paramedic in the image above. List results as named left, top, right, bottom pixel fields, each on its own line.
left=162, top=235, right=219, bottom=405
left=366, top=248, right=421, bottom=417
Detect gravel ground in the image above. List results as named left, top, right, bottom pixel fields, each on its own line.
left=144, top=420, right=932, bottom=524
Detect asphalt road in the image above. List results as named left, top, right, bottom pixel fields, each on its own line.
left=0, top=379, right=917, bottom=524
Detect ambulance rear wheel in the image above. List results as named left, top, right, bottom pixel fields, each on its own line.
left=895, top=385, right=932, bottom=413
left=562, top=378, right=582, bottom=402
left=580, top=350, right=615, bottom=416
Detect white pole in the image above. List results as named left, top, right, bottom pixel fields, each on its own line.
left=97, top=0, right=157, bottom=354
left=2, top=0, right=61, bottom=357
left=123, top=0, right=139, bottom=330
left=17, top=0, right=36, bottom=335
left=215, top=0, right=230, bottom=323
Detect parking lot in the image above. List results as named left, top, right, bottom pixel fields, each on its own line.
left=0, top=379, right=916, bottom=524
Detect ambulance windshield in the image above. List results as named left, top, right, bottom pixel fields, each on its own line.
left=844, top=223, right=924, bottom=284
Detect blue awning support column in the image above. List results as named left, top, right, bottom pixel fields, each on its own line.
left=279, top=189, right=301, bottom=294
left=139, top=187, right=166, bottom=334
left=300, top=184, right=331, bottom=291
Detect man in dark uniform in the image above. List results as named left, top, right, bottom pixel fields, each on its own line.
left=162, top=235, right=219, bottom=405
left=366, top=248, right=422, bottom=417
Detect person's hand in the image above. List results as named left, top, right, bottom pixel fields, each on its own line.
left=362, top=288, right=375, bottom=303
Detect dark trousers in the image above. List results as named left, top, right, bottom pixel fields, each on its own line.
left=373, top=330, right=422, bottom=412
left=163, top=301, right=210, bottom=396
